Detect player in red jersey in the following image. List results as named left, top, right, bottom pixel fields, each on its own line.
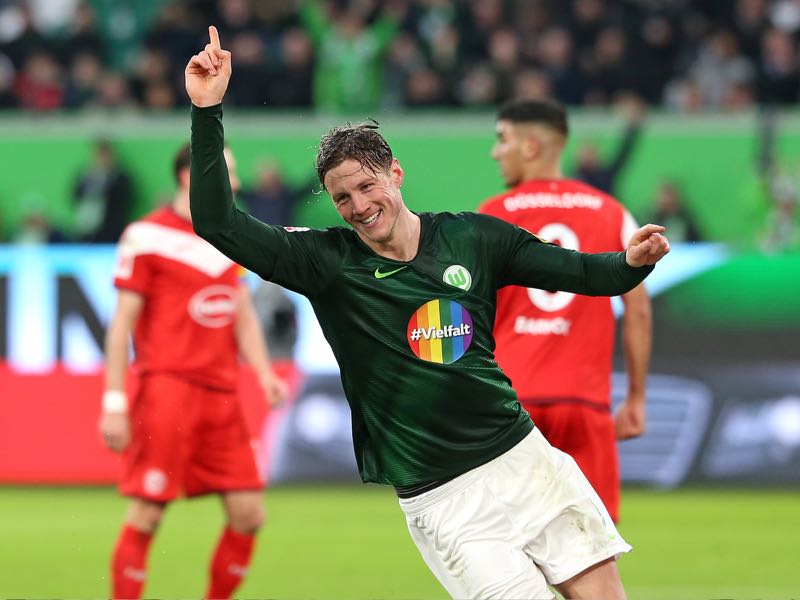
left=98, top=142, right=288, bottom=599
left=479, top=99, right=652, bottom=523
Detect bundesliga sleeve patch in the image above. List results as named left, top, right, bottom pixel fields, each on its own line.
left=407, top=299, right=474, bottom=364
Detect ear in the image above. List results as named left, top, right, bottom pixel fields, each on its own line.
left=521, top=134, right=541, bottom=161
left=179, top=167, right=191, bottom=189
left=390, top=158, right=404, bottom=187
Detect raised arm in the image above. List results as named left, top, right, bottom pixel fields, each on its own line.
left=184, top=26, right=338, bottom=298
left=185, top=25, right=239, bottom=239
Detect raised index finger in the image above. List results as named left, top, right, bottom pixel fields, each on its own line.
left=640, top=223, right=666, bottom=235
left=209, top=25, right=221, bottom=49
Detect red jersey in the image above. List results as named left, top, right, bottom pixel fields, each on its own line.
left=113, top=206, right=243, bottom=390
left=479, top=179, right=637, bottom=408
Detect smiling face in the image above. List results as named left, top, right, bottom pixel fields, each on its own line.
left=324, top=158, right=406, bottom=247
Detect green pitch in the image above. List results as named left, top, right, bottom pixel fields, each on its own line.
left=0, top=486, right=796, bottom=599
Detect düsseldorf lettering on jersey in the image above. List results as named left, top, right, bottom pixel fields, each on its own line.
left=503, top=192, right=603, bottom=213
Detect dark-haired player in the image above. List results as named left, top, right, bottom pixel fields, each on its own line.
left=184, top=27, right=669, bottom=600
left=99, top=142, right=287, bottom=599
left=479, top=99, right=652, bottom=524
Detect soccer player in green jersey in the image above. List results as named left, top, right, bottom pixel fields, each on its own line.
left=185, top=26, right=670, bottom=600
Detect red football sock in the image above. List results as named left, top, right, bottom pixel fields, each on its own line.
left=205, top=527, right=256, bottom=599
left=111, top=524, right=153, bottom=599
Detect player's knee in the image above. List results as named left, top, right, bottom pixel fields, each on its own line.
left=229, top=503, right=265, bottom=534
left=127, top=500, right=165, bottom=533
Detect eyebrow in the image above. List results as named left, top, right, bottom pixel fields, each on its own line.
left=330, top=172, right=382, bottom=202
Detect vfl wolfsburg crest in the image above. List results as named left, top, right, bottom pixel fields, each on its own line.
left=443, top=265, right=472, bottom=291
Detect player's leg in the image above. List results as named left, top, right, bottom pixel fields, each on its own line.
left=554, top=557, right=626, bottom=600
left=205, top=491, right=264, bottom=599
left=400, top=439, right=558, bottom=599
left=571, top=408, right=620, bottom=522
left=521, top=428, right=630, bottom=597
left=111, top=498, right=166, bottom=599
left=404, top=497, right=554, bottom=599
left=113, top=373, right=193, bottom=599
left=221, top=490, right=265, bottom=533
left=185, top=385, right=264, bottom=599
left=528, top=403, right=621, bottom=522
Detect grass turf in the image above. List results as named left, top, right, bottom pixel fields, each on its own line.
left=0, top=486, right=796, bottom=599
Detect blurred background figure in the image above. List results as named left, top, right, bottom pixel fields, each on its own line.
left=757, top=107, right=800, bottom=253
left=239, top=160, right=315, bottom=227
left=572, top=97, right=645, bottom=196
left=12, top=50, right=64, bottom=110
left=647, top=180, right=703, bottom=244
left=265, top=26, right=313, bottom=107
left=0, top=52, right=17, bottom=107
left=756, top=27, right=800, bottom=105
left=12, top=203, right=69, bottom=245
left=252, top=281, right=298, bottom=364
left=300, top=0, right=406, bottom=114
left=761, top=171, right=799, bottom=252
left=239, top=159, right=305, bottom=388
left=63, top=50, right=104, bottom=107
left=682, top=28, right=755, bottom=110
left=72, top=138, right=133, bottom=243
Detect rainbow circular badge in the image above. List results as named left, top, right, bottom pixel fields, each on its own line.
left=407, top=299, right=474, bottom=364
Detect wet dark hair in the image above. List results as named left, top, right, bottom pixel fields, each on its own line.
left=315, top=120, right=393, bottom=189
left=497, top=99, right=569, bottom=137
left=173, top=142, right=191, bottom=185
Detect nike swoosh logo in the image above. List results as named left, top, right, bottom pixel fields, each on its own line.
left=374, top=266, right=408, bottom=279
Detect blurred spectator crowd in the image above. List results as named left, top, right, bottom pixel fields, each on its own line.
left=3, top=0, right=800, bottom=113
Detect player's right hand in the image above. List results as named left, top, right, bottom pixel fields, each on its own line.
left=614, top=397, right=646, bottom=440
left=185, top=25, right=232, bottom=108
left=99, top=411, right=131, bottom=453
left=259, top=370, right=289, bottom=409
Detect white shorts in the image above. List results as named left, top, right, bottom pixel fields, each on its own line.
left=399, top=427, right=631, bottom=599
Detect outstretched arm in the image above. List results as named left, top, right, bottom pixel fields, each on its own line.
left=492, top=218, right=669, bottom=297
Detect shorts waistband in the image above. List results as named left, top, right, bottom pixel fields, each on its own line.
left=395, top=476, right=456, bottom=499
left=520, top=397, right=610, bottom=412
left=398, top=428, right=538, bottom=517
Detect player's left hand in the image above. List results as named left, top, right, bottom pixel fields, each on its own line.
left=259, top=370, right=289, bottom=408
left=614, top=396, right=646, bottom=440
left=625, top=224, right=670, bottom=267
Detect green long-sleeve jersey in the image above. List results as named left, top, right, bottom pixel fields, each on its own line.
left=189, top=104, right=654, bottom=487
